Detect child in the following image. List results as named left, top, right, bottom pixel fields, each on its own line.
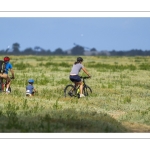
left=26, top=79, right=36, bottom=96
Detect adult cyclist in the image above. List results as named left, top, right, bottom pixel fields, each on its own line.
left=69, top=57, right=91, bottom=98
left=0, top=56, right=15, bottom=93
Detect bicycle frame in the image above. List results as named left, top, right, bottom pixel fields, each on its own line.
left=72, top=77, right=88, bottom=95
left=64, top=76, right=92, bottom=98
left=68, top=84, right=80, bottom=97
left=81, top=76, right=88, bottom=86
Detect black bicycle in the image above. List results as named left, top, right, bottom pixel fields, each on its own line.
left=64, top=76, right=92, bottom=98
left=0, top=78, right=11, bottom=93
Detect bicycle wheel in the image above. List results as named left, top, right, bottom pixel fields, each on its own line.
left=0, top=83, right=2, bottom=92
left=64, top=84, right=76, bottom=97
left=0, top=79, right=3, bottom=92
left=83, top=85, right=92, bottom=96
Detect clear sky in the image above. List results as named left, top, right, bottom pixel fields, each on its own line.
left=1, top=17, right=150, bottom=52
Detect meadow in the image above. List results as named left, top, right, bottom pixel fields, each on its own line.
left=0, top=55, right=150, bottom=133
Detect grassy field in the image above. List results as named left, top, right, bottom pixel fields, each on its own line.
left=0, top=55, right=150, bottom=133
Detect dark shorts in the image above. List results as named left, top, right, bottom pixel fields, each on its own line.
left=70, top=75, right=81, bottom=82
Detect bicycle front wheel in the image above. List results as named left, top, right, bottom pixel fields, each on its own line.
left=83, top=85, right=92, bottom=97
left=64, top=84, right=76, bottom=97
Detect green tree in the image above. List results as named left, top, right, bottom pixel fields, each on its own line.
left=90, top=48, right=97, bottom=52
left=71, top=46, right=85, bottom=55
left=12, top=43, right=20, bottom=54
left=23, top=48, right=33, bottom=55
left=53, top=48, right=64, bottom=55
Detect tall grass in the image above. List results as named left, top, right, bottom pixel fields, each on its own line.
left=0, top=55, right=150, bottom=132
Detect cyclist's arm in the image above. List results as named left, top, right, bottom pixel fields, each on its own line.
left=10, top=69, right=15, bottom=79
left=33, top=88, right=36, bottom=92
left=82, top=67, right=91, bottom=77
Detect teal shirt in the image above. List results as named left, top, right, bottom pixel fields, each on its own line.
left=5, top=62, right=12, bottom=74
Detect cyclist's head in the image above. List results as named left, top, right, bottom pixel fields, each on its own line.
left=4, top=56, right=10, bottom=62
left=28, top=79, right=34, bottom=84
left=77, top=57, right=83, bottom=62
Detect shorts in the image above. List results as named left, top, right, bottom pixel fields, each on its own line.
left=26, top=90, right=34, bottom=96
left=70, top=75, right=81, bottom=82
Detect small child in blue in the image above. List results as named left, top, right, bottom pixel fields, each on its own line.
left=26, top=79, right=36, bottom=96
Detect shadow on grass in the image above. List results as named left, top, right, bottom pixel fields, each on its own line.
left=0, top=108, right=129, bottom=133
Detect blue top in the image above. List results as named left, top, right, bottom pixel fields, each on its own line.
left=4, top=62, right=12, bottom=74
left=26, top=84, right=34, bottom=94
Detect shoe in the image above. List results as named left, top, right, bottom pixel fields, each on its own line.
left=6, top=90, right=10, bottom=94
left=26, top=93, right=32, bottom=96
left=80, top=94, right=85, bottom=98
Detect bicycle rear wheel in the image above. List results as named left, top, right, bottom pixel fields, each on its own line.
left=0, top=78, right=3, bottom=92
left=64, top=84, right=76, bottom=97
left=0, top=83, right=3, bottom=92
left=83, top=85, right=92, bottom=96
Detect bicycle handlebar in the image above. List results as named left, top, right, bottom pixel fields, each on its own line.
left=80, top=76, right=91, bottom=79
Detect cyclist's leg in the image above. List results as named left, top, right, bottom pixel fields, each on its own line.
left=74, top=82, right=79, bottom=87
left=74, top=77, right=85, bottom=97
left=0, top=74, right=10, bottom=92
left=0, top=73, right=7, bottom=78
left=5, top=76, right=11, bottom=92
left=70, top=75, right=84, bottom=97
left=75, top=81, right=85, bottom=98
left=0, top=74, right=8, bottom=86
left=79, top=81, right=83, bottom=95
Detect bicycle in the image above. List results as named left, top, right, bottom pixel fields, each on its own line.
left=0, top=77, right=11, bottom=93
left=64, top=76, right=92, bottom=98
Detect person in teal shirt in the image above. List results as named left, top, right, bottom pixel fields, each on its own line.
left=0, top=56, right=15, bottom=93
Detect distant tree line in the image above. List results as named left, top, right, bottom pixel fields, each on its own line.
left=109, top=49, right=150, bottom=56
left=1, top=43, right=150, bottom=56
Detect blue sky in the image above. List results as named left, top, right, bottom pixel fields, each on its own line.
left=1, top=17, right=150, bottom=52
